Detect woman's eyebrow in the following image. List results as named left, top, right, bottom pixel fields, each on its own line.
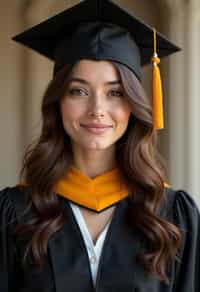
left=67, top=77, right=122, bottom=85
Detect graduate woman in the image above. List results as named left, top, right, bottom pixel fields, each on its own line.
left=0, top=0, right=199, bottom=291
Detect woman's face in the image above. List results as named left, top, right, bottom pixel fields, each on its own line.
left=60, top=59, right=132, bottom=152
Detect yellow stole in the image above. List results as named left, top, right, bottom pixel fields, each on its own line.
left=53, top=166, right=129, bottom=212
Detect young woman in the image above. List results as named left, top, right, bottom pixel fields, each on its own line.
left=1, top=1, right=199, bottom=291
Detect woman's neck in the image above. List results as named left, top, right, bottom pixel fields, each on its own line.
left=71, top=146, right=117, bottom=178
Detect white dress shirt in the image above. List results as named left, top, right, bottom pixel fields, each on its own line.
left=69, top=202, right=112, bottom=285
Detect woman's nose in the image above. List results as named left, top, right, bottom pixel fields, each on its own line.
left=88, top=95, right=106, bottom=117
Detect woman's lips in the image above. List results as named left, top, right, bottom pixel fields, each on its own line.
left=81, top=123, right=112, bottom=128
left=81, top=124, right=112, bottom=134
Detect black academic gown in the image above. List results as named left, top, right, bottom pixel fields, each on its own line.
left=0, top=186, right=199, bottom=292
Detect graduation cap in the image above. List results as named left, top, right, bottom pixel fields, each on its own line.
left=12, top=0, right=181, bottom=129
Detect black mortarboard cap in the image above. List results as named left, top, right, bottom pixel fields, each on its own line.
left=12, top=0, right=180, bottom=81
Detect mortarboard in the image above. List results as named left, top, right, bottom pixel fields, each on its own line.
left=12, top=0, right=181, bottom=129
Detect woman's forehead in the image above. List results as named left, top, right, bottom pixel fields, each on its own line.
left=69, top=59, right=121, bottom=83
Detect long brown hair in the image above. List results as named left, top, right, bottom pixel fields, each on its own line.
left=15, top=60, right=181, bottom=284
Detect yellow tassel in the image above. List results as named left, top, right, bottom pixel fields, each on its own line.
left=151, top=29, right=164, bottom=129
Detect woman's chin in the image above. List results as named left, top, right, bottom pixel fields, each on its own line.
left=80, top=141, right=112, bottom=151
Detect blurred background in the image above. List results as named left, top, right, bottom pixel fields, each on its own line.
left=0, top=0, right=200, bottom=206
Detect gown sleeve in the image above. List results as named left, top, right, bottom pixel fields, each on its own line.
left=173, top=190, right=200, bottom=292
left=0, top=187, right=22, bottom=292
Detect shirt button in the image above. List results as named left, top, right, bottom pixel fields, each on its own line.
left=90, top=255, right=97, bottom=264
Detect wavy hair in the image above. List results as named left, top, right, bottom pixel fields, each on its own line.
left=15, top=61, right=181, bottom=284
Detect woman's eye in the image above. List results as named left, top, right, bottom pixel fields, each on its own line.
left=68, top=88, right=88, bottom=96
left=109, top=90, right=124, bottom=97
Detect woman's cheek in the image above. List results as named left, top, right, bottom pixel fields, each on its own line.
left=111, top=106, right=131, bottom=123
left=61, top=101, right=84, bottom=120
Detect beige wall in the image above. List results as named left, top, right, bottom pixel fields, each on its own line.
left=0, top=1, right=25, bottom=187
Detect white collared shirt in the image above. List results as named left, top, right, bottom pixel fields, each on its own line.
left=69, top=202, right=112, bottom=285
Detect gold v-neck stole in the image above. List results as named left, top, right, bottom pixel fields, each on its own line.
left=53, top=166, right=129, bottom=212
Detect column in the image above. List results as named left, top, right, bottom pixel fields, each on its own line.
left=165, top=0, right=200, bottom=204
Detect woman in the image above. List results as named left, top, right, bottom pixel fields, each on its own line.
left=1, top=0, right=199, bottom=291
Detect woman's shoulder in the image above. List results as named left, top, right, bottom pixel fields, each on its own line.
left=164, top=187, right=200, bottom=227
left=0, top=185, right=29, bottom=226
left=165, top=187, right=199, bottom=211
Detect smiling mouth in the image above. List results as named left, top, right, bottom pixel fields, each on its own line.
left=81, top=125, right=112, bottom=134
